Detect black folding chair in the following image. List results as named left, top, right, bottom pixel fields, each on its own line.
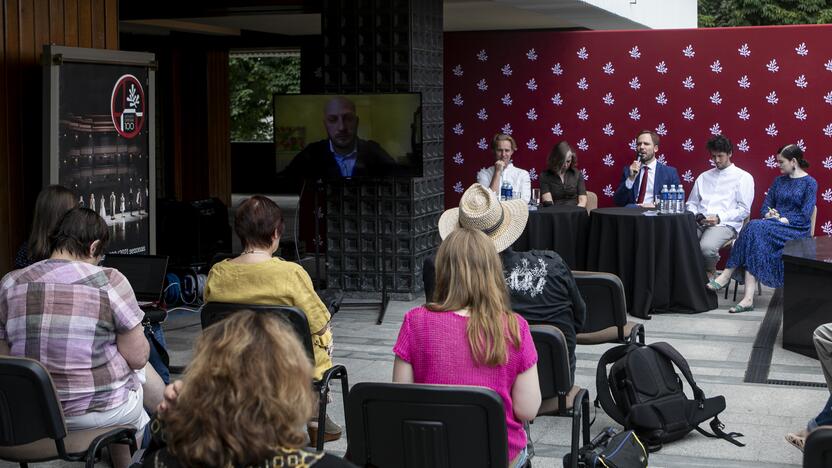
left=346, top=382, right=524, bottom=467
left=200, top=303, right=349, bottom=452
left=531, top=325, right=591, bottom=468
left=0, top=357, right=137, bottom=468
left=573, top=271, right=645, bottom=345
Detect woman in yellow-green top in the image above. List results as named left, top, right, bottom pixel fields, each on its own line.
left=204, top=195, right=341, bottom=444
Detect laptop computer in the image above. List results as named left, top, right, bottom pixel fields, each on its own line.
left=101, top=254, right=169, bottom=307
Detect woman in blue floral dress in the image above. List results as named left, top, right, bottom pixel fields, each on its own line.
left=707, top=144, right=817, bottom=313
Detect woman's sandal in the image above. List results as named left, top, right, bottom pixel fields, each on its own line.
left=706, top=279, right=728, bottom=291
left=785, top=429, right=808, bottom=452
left=728, top=303, right=754, bottom=314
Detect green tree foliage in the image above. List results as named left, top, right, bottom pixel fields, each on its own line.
left=229, top=55, right=301, bottom=142
left=699, top=0, right=832, bottom=26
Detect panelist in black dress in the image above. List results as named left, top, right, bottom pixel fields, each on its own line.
left=539, top=141, right=587, bottom=207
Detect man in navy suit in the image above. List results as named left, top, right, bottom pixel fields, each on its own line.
left=613, top=130, right=681, bottom=207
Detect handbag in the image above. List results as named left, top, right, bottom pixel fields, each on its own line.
left=563, top=427, right=648, bottom=468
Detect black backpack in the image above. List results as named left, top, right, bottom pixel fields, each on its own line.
left=595, top=341, right=745, bottom=451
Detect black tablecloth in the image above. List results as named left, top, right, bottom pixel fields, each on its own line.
left=511, top=205, right=589, bottom=270
left=586, top=207, right=717, bottom=319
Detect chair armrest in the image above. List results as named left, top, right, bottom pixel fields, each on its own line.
left=82, top=427, right=137, bottom=462
left=628, top=322, right=645, bottom=344
left=317, top=364, right=348, bottom=388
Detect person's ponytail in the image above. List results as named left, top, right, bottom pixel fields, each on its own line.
left=777, top=143, right=809, bottom=169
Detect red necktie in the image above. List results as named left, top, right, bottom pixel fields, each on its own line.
left=636, top=166, right=650, bottom=204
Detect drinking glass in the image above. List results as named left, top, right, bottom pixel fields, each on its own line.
left=531, top=188, right=541, bottom=206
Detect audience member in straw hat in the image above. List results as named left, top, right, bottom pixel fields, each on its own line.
left=476, top=133, right=531, bottom=203
left=424, top=183, right=586, bottom=379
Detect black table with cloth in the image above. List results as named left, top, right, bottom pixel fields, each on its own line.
left=510, top=205, right=589, bottom=270
left=585, top=207, right=717, bottom=319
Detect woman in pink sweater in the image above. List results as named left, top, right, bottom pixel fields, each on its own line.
left=393, top=228, right=541, bottom=467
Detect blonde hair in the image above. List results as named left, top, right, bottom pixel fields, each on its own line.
left=491, top=133, right=517, bottom=151
left=163, top=310, right=315, bottom=466
left=429, top=228, right=521, bottom=366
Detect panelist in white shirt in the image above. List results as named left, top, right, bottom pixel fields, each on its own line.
left=685, top=135, right=755, bottom=276
left=476, top=133, right=531, bottom=203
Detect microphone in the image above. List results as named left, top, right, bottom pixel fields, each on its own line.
left=630, top=150, right=643, bottom=178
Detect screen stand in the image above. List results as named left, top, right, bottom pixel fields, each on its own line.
left=313, top=180, right=323, bottom=289
left=315, top=179, right=388, bottom=324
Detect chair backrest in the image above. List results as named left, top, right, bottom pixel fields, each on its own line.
left=585, top=190, right=598, bottom=212
left=0, top=357, right=67, bottom=447
left=200, top=303, right=315, bottom=362
left=803, top=426, right=832, bottom=468
left=572, top=271, right=628, bottom=333
left=346, top=382, right=509, bottom=468
left=530, top=325, right=573, bottom=399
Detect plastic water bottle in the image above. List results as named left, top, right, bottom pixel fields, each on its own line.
left=506, top=182, right=514, bottom=200
left=673, top=185, right=682, bottom=214
left=666, top=185, right=676, bottom=213
left=677, top=184, right=686, bottom=214
left=500, top=182, right=507, bottom=201
left=659, top=185, right=669, bottom=214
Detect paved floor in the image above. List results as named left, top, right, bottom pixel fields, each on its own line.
left=5, top=284, right=823, bottom=467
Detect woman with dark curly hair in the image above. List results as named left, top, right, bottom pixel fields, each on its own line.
left=539, top=141, right=587, bottom=207
left=143, top=310, right=355, bottom=467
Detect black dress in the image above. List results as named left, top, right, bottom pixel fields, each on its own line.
left=539, top=168, right=586, bottom=206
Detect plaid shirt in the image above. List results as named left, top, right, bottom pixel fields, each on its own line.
left=0, top=259, right=144, bottom=416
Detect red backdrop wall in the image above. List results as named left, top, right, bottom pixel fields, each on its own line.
left=444, top=25, right=832, bottom=236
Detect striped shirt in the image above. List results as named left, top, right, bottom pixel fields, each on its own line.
left=0, top=259, right=144, bottom=416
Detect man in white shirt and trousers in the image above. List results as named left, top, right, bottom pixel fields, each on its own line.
left=685, top=135, right=755, bottom=277
left=477, top=133, right=531, bottom=203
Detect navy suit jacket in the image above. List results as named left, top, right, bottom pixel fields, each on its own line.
left=613, top=162, right=681, bottom=206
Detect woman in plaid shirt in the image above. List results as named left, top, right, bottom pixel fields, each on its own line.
left=0, top=207, right=163, bottom=467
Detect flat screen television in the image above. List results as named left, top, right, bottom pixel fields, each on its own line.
left=274, top=93, right=422, bottom=179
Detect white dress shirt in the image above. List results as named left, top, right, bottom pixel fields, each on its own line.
left=685, top=163, right=755, bottom=233
left=624, top=159, right=658, bottom=204
left=477, top=162, right=531, bottom=203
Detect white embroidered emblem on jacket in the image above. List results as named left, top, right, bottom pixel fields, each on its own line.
left=506, top=258, right=548, bottom=297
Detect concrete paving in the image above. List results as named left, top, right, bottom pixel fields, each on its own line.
left=3, top=284, right=822, bottom=467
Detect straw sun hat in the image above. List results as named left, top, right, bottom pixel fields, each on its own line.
left=438, top=183, right=529, bottom=253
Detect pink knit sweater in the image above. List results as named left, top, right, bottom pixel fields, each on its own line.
left=393, top=306, right=538, bottom=461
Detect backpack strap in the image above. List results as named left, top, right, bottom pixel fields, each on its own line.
left=646, top=342, right=706, bottom=403
left=694, top=416, right=746, bottom=447
left=595, top=343, right=636, bottom=426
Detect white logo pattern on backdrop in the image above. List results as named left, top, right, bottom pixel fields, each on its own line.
left=446, top=29, right=832, bottom=235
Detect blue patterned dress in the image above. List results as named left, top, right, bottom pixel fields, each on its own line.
left=727, top=174, right=817, bottom=288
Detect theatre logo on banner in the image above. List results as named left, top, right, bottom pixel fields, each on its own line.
left=44, top=46, right=157, bottom=255
left=444, top=25, right=832, bottom=237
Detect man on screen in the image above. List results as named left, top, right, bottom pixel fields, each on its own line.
left=613, top=130, right=681, bottom=207
left=282, top=96, right=398, bottom=179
